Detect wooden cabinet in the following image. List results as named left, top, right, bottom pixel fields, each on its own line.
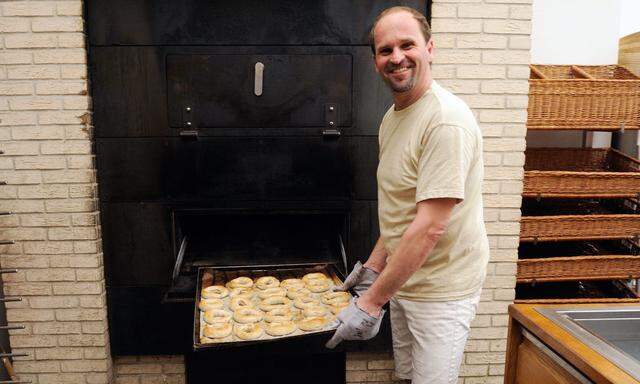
left=505, top=304, right=639, bottom=384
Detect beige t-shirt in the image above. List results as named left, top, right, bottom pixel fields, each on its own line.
left=377, top=80, right=489, bottom=301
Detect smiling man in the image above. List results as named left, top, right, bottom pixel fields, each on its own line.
left=327, top=6, right=490, bottom=384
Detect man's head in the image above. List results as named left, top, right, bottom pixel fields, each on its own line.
left=369, top=7, right=433, bottom=95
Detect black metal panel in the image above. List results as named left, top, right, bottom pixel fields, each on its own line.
left=87, top=0, right=428, bottom=46
left=167, top=54, right=352, bottom=128
left=90, top=46, right=388, bottom=138
left=107, top=286, right=193, bottom=355
left=96, top=137, right=351, bottom=202
left=101, top=203, right=174, bottom=287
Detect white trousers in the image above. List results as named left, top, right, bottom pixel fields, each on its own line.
left=390, top=290, right=481, bottom=384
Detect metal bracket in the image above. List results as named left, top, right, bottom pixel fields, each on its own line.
left=322, top=103, right=341, bottom=138
left=180, top=106, right=198, bottom=139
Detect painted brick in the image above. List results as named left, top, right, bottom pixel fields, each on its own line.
left=56, top=308, right=105, bottom=321
left=34, top=48, right=86, bottom=64
left=489, top=364, right=505, bottom=376
left=63, top=95, right=90, bottom=110
left=36, top=80, right=86, bottom=95
left=61, top=64, right=87, bottom=79
left=0, top=82, right=33, bottom=95
left=484, top=20, right=531, bottom=35
left=484, top=137, right=526, bottom=152
left=2, top=2, right=56, bottom=16
left=0, top=112, right=38, bottom=126
left=466, top=352, right=506, bottom=365
left=32, top=17, right=83, bottom=32
left=53, top=282, right=102, bottom=295
left=457, top=65, right=505, bottom=79
left=437, top=79, right=480, bottom=94
left=10, top=96, right=62, bottom=110
left=13, top=361, right=60, bottom=373
left=58, top=334, right=106, bottom=347
left=5, top=34, right=58, bottom=49
left=505, top=95, right=528, bottom=108
left=37, top=373, right=86, bottom=383
left=84, top=348, right=108, bottom=360
left=57, top=2, right=83, bottom=16
left=61, top=360, right=108, bottom=372
left=508, top=36, right=531, bottom=50
left=59, top=33, right=85, bottom=48
left=117, top=364, right=163, bottom=375
left=82, top=321, right=107, bottom=334
left=482, top=51, right=530, bottom=65
left=10, top=335, right=57, bottom=348
left=42, top=169, right=94, bottom=183
left=3, top=283, right=52, bottom=296
left=32, top=322, right=81, bottom=335
left=0, top=51, right=32, bottom=65
left=458, top=5, right=508, bottom=18
left=367, top=359, right=395, bottom=370
left=0, top=17, right=31, bottom=33
left=431, top=3, right=457, bottom=17
left=479, top=109, right=526, bottom=123
left=490, top=340, right=508, bottom=352
left=19, top=185, right=69, bottom=199
left=29, top=295, right=79, bottom=308
left=15, top=156, right=66, bottom=170
left=509, top=5, right=532, bottom=20
left=36, top=347, right=83, bottom=360
left=12, top=126, right=66, bottom=140
left=39, top=110, right=85, bottom=124
left=432, top=19, right=483, bottom=33
left=73, top=240, right=101, bottom=254
left=459, top=95, right=504, bottom=109
left=7, top=308, right=55, bottom=322
left=457, top=35, right=507, bottom=49
left=435, top=50, right=482, bottom=64
left=0, top=227, right=47, bottom=240
left=67, top=154, right=93, bottom=169
left=459, top=364, right=489, bottom=377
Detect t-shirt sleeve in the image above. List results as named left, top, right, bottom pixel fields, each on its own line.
left=415, top=124, right=475, bottom=203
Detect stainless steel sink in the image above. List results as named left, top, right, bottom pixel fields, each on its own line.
left=537, top=306, right=640, bottom=381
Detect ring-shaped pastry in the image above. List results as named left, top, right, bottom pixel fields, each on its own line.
left=298, top=316, right=328, bottom=332
left=280, top=278, right=305, bottom=290
left=303, top=306, right=328, bottom=318
left=198, top=298, right=225, bottom=311
left=259, top=296, right=291, bottom=312
left=203, top=309, right=232, bottom=325
left=321, top=291, right=351, bottom=305
left=201, top=285, right=229, bottom=299
left=329, top=301, right=349, bottom=315
left=306, top=279, right=331, bottom=293
left=265, top=320, right=297, bottom=336
left=233, top=308, right=263, bottom=324
left=294, top=296, right=320, bottom=310
left=264, top=307, right=294, bottom=323
left=234, top=323, right=263, bottom=340
left=229, top=287, right=254, bottom=299
left=257, top=287, right=286, bottom=300
left=229, top=296, right=254, bottom=311
left=302, top=272, right=328, bottom=284
left=286, top=287, right=312, bottom=300
left=203, top=322, right=232, bottom=339
left=226, top=276, right=254, bottom=289
left=255, top=276, right=280, bottom=290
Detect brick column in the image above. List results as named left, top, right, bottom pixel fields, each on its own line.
left=0, top=1, right=113, bottom=383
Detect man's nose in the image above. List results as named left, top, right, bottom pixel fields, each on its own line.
left=390, top=48, right=404, bottom=64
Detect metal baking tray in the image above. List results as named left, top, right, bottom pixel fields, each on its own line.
left=193, top=264, right=348, bottom=350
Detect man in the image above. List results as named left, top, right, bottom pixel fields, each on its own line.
left=326, top=6, right=490, bottom=384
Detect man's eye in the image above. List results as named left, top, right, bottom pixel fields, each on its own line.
left=379, top=49, right=391, bottom=55
left=402, top=43, right=413, bottom=49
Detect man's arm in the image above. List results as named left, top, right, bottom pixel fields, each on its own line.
left=363, top=236, right=388, bottom=273
left=358, top=197, right=457, bottom=316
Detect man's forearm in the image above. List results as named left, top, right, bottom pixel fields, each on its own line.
left=360, top=220, right=444, bottom=309
left=363, top=236, right=388, bottom=273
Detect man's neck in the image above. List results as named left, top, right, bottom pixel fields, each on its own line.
left=393, top=78, right=433, bottom=111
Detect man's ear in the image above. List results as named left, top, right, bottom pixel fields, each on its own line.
left=425, top=38, right=434, bottom=64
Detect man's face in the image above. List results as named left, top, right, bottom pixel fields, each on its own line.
left=373, top=11, right=433, bottom=94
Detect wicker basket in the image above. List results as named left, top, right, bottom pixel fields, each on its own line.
left=523, top=148, right=640, bottom=198
left=528, top=64, right=640, bottom=130
left=517, top=255, right=640, bottom=283
left=520, top=200, right=640, bottom=242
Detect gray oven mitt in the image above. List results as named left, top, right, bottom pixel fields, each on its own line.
left=325, top=299, right=385, bottom=349
left=333, top=261, right=379, bottom=296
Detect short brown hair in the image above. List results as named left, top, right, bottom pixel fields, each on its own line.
left=369, top=6, right=432, bottom=55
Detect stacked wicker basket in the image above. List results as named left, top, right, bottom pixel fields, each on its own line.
left=516, top=64, right=640, bottom=303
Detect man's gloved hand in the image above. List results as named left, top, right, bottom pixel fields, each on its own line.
left=325, top=299, right=385, bottom=349
left=333, top=261, right=380, bottom=296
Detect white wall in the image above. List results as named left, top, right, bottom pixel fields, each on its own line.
left=528, top=0, right=629, bottom=148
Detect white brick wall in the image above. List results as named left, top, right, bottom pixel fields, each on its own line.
left=0, top=1, right=112, bottom=383
left=1, top=1, right=529, bottom=383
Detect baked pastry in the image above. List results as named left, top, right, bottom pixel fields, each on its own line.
left=229, top=287, right=254, bottom=299
left=203, top=309, right=232, bottom=325
left=298, top=316, right=328, bottom=332
left=264, top=307, right=294, bottom=323
left=234, top=323, right=263, bottom=340
left=286, top=287, right=312, bottom=300
left=229, top=296, right=254, bottom=311
left=203, top=322, right=232, bottom=339
left=321, top=291, right=351, bottom=305
left=257, top=287, right=286, bottom=300
left=302, top=272, right=329, bottom=284
left=255, top=276, right=280, bottom=290
left=265, top=320, right=297, bottom=336
left=294, top=296, right=321, bottom=310
left=306, top=279, right=331, bottom=293
left=259, top=296, right=291, bottom=312
left=233, top=308, right=263, bottom=323
left=198, top=298, right=224, bottom=311
left=201, top=285, right=229, bottom=299
left=226, top=276, right=253, bottom=289
left=280, top=278, right=305, bottom=290
left=303, top=306, right=328, bottom=318
left=329, top=301, right=349, bottom=315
